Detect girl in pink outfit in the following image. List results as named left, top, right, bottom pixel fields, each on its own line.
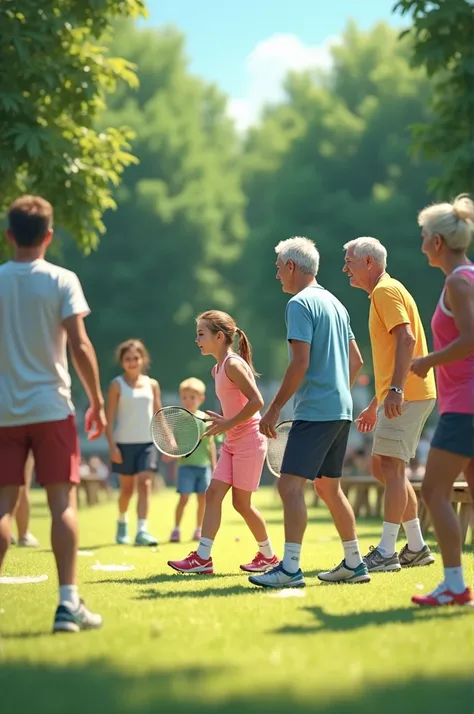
left=411, top=194, right=474, bottom=608
left=168, top=310, right=278, bottom=575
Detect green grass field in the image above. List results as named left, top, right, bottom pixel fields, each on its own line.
left=0, top=487, right=472, bottom=714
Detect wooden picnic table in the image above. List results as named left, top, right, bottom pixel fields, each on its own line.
left=341, top=475, right=473, bottom=545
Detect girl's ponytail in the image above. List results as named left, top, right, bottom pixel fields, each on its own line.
left=236, top=328, right=259, bottom=377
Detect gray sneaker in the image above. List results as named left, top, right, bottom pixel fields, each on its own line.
left=363, top=546, right=401, bottom=572
left=399, top=543, right=435, bottom=568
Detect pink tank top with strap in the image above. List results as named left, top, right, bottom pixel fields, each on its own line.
left=212, top=353, right=261, bottom=442
left=431, top=264, right=474, bottom=415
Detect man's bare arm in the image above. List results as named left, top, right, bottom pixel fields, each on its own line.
left=63, top=314, right=104, bottom=407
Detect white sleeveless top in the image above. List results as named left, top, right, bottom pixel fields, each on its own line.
left=113, top=375, right=154, bottom=444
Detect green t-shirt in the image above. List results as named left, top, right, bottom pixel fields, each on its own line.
left=179, top=410, right=213, bottom=467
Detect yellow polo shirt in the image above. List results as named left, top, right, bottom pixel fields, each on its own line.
left=369, top=274, right=436, bottom=404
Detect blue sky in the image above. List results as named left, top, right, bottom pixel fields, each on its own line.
left=144, top=1, right=407, bottom=130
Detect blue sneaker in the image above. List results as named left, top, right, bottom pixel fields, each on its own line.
left=317, top=559, right=370, bottom=584
left=134, top=530, right=158, bottom=547
left=248, top=562, right=305, bottom=589
left=116, top=521, right=130, bottom=545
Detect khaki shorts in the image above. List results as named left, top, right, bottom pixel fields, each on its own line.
left=372, top=399, right=436, bottom=463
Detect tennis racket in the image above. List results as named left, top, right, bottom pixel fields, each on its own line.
left=265, top=420, right=293, bottom=478
left=150, top=406, right=210, bottom=459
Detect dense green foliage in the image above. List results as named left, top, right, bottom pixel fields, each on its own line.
left=0, top=0, right=146, bottom=257
left=394, top=0, right=474, bottom=197
left=5, top=7, right=469, bottom=395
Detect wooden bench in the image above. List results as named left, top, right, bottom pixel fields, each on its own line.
left=411, top=480, right=474, bottom=546
left=341, top=475, right=474, bottom=545
left=341, top=475, right=384, bottom=519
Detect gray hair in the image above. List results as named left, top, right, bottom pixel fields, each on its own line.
left=343, top=237, right=387, bottom=269
left=275, top=236, right=320, bottom=276
left=418, top=194, right=474, bottom=251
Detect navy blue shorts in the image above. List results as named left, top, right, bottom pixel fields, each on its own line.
left=281, top=420, right=351, bottom=481
left=177, top=465, right=211, bottom=494
left=115, top=443, right=158, bottom=476
left=431, top=413, right=474, bottom=459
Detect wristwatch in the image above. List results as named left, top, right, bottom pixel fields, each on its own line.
left=389, top=386, right=403, bottom=394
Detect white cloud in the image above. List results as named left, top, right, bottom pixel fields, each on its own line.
left=228, top=33, right=340, bottom=133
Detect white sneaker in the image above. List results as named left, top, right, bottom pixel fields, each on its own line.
left=317, top=559, right=371, bottom=584
left=53, top=599, right=103, bottom=633
left=248, top=562, right=305, bottom=589
left=18, top=532, right=40, bottom=547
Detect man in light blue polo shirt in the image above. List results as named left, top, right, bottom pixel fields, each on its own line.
left=249, top=236, right=370, bottom=589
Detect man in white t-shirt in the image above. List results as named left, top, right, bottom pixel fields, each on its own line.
left=0, top=195, right=107, bottom=633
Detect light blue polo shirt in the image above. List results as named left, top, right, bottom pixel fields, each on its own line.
left=285, top=285, right=354, bottom=422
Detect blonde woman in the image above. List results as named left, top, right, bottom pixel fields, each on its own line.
left=411, top=194, right=474, bottom=607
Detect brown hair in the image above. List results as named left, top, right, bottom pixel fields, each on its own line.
left=115, top=339, right=150, bottom=372
left=197, top=310, right=259, bottom=376
left=7, top=195, right=53, bottom=247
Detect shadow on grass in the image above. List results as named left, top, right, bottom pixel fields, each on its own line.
left=272, top=604, right=472, bottom=635
left=88, top=571, right=244, bottom=586
left=226, top=513, right=336, bottom=527
left=135, top=583, right=257, bottom=600
left=0, top=659, right=471, bottom=714
left=26, top=511, right=50, bottom=520
left=42, top=545, right=113, bottom=557
left=0, top=629, right=51, bottom=640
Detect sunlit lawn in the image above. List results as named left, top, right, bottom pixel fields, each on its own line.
left=0, top=486, right=472, bottom=714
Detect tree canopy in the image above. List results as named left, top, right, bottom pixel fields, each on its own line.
left=394, top=0, right=474, bottom=197
left=0, top=0, right=146, bottom=256
left=2, top=12, right=454, bottom=395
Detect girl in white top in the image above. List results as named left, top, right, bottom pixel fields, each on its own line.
left=106, top=339, right=162, bottom=546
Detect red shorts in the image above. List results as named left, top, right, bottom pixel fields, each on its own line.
left=0, top=416, right=81, bottom=487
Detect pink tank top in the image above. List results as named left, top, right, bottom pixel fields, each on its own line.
left=431, top=265, right=474, bottom=415
left=212, top=353, right=261, bottom=441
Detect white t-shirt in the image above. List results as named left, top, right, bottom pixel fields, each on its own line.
left=0, top=259, right=90, bottom=426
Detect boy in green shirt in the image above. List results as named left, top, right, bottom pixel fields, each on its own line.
left=169, top=378, right=216, bottom=542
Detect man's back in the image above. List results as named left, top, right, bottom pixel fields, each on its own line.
left=0, top=259, right=89, bottom=426
left=286, top=285, right=353, bottom=421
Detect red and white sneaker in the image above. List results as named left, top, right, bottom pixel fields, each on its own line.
left=240, top=553, right=280, bottom=573
left=412, top=584, right=474, bottom=607
left=167, top=551, right=213, bottom=575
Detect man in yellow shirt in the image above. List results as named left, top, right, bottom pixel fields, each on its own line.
left=343, top=237, right=436, bottom=572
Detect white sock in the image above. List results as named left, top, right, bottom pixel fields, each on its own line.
left=444, top=566, right=466, bottom=595
left=377, top=522, right=400, bottom=557
left=197, top=537, right=214, bottom=560
left=342, top=539, right=362, bottom=569
left=118, top=513, right=128, bottom=524
left=59, top=584, right=80, bottom=610
left=282, top=542, right=301, bottom=574
left=402, top=518, right=425, bottom=552
left=137, top=519, right=147, bottom=533
left=257, top=538, right=274, bottom=559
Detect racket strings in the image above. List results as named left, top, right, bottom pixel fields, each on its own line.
left=266, top=422, right=292, bottom=477
left=151, top=406, right=201, bottom=457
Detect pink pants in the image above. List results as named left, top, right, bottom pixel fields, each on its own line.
left=213, top=431, right=267, bottom=492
